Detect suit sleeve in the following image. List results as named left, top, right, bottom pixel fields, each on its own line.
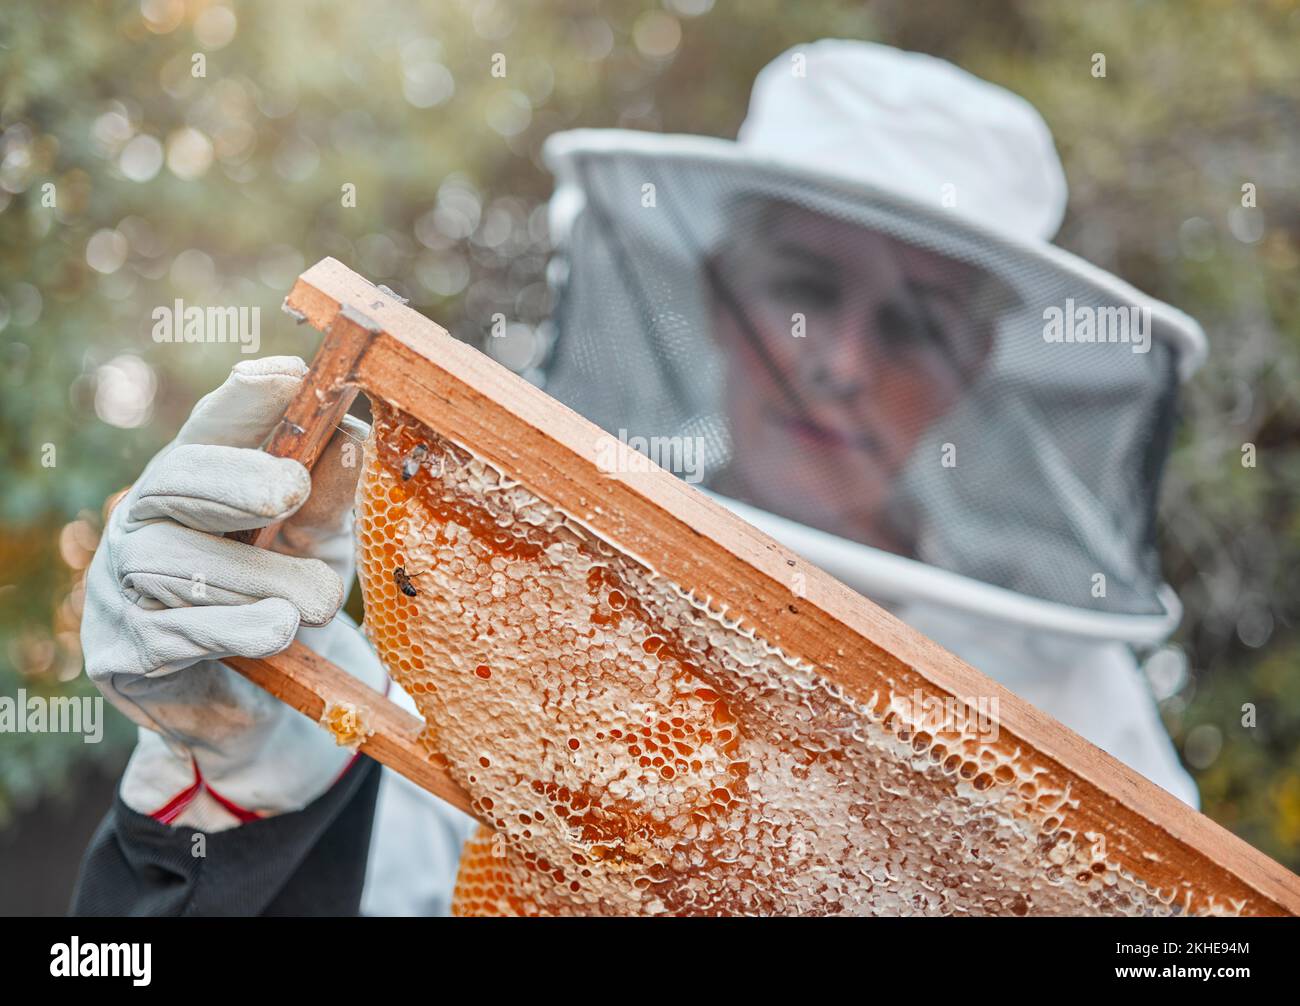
left=70, top=755, right=382, bottom=917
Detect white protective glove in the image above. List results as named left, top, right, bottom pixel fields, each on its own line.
left=82, top=356, right=388, bottom=831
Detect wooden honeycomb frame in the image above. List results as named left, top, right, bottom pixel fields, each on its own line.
left=225, top=256, right=1300, bottom=916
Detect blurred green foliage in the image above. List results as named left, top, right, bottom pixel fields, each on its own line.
left=0, top=0, right=1297, bottom=866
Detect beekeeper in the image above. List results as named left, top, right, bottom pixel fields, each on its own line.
left=74, top=40, right=1203, bottom=916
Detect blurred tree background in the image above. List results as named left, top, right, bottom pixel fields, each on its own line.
left=1, top=0, right=1297, bottom=903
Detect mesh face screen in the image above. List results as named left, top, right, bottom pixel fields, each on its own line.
left=355, top=400, right=1230, bottom=917
left=541, top=151, right=1183, bottom=617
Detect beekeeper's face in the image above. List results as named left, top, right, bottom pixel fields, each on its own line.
left=710, top=203, right=996, bottom=551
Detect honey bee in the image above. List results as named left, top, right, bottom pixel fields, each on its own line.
left=392, top=564, right=428, bottom=597
left=400, top=443, right=429, bottom=481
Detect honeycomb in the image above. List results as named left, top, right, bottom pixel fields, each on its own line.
left=320, top=702, right=373, bottom=752
left=355, top=398, right=1239, bottom=916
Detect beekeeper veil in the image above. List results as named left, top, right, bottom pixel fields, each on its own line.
left=536, top=41, right=1206, bottom=802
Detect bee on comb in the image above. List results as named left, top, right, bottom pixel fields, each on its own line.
left=392, top=564, right=429, bottom=597
left=400, top=443, right=429, bottom=481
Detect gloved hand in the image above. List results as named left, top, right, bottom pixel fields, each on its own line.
left=81, top=356, right=387, bottom=831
